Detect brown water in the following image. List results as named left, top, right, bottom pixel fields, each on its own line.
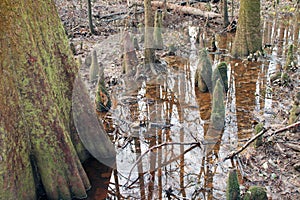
left=84, top=13, right=299, bottom=200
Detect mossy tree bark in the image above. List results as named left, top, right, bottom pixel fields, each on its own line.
left=232, top=0, right=262, bottom=57
left=0, top=0, right=92, bottom=199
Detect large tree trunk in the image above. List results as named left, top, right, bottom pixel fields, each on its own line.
left=232, top=0, right=262, bottom=57
left=0, top=0, right=108, bottom=199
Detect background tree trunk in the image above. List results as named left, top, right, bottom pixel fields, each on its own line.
left=144, top=0, right=155, bottom=64
left=88, top=0, right=95, bottom=34
left=223, top=0, right=229, bottom=27
left=232, top=0, right=262, bottom=57
left=0, top=0, right=96, bottom=199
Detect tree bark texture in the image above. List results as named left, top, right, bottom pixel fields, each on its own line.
left=0, top=0, right=92, bottom=199
left=232, top=0, right=262, bottom=57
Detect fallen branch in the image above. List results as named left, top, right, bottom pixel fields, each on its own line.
left=223, top=128, right=269, bottom=161
left=223, top=121, right=300, bottom=161
left=178, top=0, right=210, bottom=6
left=151, top=1, right=221, bottom=19
left=267, top=121, right=300, bottom=137
left=284, top=142, right=300, bottom=152
left=94, top=9, right=144, bottom=20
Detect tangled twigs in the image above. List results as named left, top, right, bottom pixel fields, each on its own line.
left=124, top=141, right=201, bottom=186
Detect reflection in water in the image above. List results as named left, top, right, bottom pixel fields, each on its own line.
left=85, top=14, right=299, bottom=200
left=82, top=158, right=112, bottom=200
left=232, top=60, right=261, bottom=140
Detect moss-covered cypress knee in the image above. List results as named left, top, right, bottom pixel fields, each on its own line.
left=89, top=50, right=99, bottom=82
left=95, top=80, right=111, bottom=112
left=212, top=62, right=228, bottom=92
left=211, top=79, right=225, bottom=130
left=123, top=32, right=138, bottom=75
left=195, top=49, right=213, bottom=92
left=254, top=123, right=264, bottom=147
left=243, top=186, right=268, bottom=200
left=226, top=169, right=241, bottom=200
left=85, top=53, right=92, bottom=67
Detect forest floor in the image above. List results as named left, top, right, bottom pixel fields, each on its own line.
left=55, top=0, right=299, bottom=199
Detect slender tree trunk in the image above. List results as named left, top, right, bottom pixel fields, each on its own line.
left=144, top=0, right=155, bottom=64
left=0, top=0, right=112, bottom=199
left=88, top=0, right=95, bottom=34
left=223, top=0, right=229, bottom=27
left=232, top=0, right=262, bottom=57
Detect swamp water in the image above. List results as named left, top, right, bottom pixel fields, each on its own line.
left=77, top=14, right=299, bottom=200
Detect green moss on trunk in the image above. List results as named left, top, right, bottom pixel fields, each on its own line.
left=212, top=62, right=228, bottom=92
left=0, top=0, right=95, bottom=199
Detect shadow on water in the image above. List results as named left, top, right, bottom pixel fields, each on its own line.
left=84, top=13, right=299, bottom=200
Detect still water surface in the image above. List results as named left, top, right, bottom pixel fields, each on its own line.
left=83, top=13, right=299, bottom=199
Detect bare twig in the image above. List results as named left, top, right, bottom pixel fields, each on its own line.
left=124, top=141, right=201, bottom=186
left=125, top=144, right=199, bottom=189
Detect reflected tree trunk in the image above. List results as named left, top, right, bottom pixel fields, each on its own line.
left=148, top=136, right=157, bottom=200
left=179, top=129, right=186, bottom=197
left=134, top=138, right=146, bottom=199
left=231, top=60, right=260, bottom=141
left=263, top=20, right=272, bottom=45
left=113, top=169, right=121, bottom=199
left=157, top=130, right=163, bottom=200
left=277, top=23, right=286, bottom=57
